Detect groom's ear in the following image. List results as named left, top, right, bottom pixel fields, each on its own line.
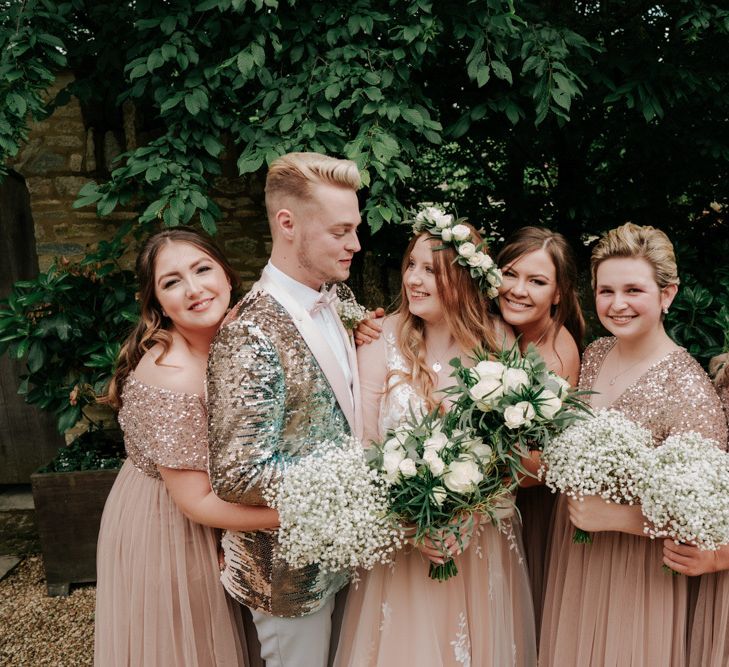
left=274, top=208, right=296, bottom=241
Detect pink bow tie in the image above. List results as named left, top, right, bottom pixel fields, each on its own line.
left=309, top=285, right=338, bottom=316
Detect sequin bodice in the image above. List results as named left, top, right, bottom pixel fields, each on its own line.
left=118, top=375, right=208, bottom=479
left=579, top=337, right=727, bottom=447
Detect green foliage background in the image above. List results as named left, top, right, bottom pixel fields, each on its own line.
left=1, top=0, right=728, bottom=433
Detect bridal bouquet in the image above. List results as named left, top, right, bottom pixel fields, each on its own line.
left=264, top=436, right=403, bottom=574
left=447, top=342, right=591, bottom=484
left=540, top=409, right=653, bottom=543
left=367, top=410, right=511, bottom=581
left=639, top=432, right=729, bottom=551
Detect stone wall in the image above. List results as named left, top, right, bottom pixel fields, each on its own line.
left=7, top=72, right=270, bottom=289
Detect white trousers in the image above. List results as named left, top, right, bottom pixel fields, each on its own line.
left=249, top=596, right=335, bottom=667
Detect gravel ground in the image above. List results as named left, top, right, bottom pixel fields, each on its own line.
left=0, top=556, right=95, bottom=666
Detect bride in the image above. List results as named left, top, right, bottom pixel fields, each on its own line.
left=334, top=214, right=537, bottom=667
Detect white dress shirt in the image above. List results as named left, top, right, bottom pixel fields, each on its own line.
left=265, top=262, right=353, bottom=401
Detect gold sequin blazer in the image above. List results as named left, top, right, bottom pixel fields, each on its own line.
left=207, top=266, right=362, bottom=617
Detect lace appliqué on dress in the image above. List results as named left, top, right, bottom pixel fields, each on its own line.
left=378, top=333, right=427, bottom=436
left=451, top=612, right=472, bottom=666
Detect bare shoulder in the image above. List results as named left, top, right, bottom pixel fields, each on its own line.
left=492, top=316, right=516, bottom=349
left=133, top=340, right=206, bottom=396
left=546, top=327, right=581, bottom=384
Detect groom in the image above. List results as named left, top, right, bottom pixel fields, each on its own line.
left=207, top=151, right=363, bottom=667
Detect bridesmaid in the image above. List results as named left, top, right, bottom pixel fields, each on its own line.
left=539, top=222, right=727, bottom=666
left=663, top=351, right=729, bottom=667
left=95, top=230, right=277, bottom=667
left=335, top=223, right=536, bottom=666
left=495, top=227, right=583, bottom=639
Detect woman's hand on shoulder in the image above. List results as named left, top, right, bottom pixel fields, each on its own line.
left=354, top=307, right=385, bottom=346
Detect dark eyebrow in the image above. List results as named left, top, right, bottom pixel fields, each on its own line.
left=157, top=258, right=209, bottom=284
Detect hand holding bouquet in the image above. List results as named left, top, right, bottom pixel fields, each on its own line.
left=264, top=436, right=403, bottom=574
left=541, top=409, right=653, bottom=543
left=368, top=410, right=511, bottom=581
left=639, top=432, right=729, bottom=552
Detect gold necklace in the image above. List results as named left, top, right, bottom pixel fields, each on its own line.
left=608, top=345, right=651, bottom=386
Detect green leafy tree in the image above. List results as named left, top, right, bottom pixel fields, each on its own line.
left=1, top=1, right=728, bottom=435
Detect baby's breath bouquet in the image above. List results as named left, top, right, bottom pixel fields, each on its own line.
left=263, top=436, right=403, bottom=574
left=638, top=432, right=729, bottom=552
left=367, top=409, right=510, bottom=581
left=447, top=342, right=591, bottom=485
left=541, top=409, right=653, bottom=543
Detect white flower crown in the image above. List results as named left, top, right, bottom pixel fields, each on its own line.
left=410, top=205, right=502, bottom=299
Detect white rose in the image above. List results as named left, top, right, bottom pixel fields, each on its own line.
left=431, top=486, right=447, bottom=507
left=487, top=269, right=501, bottom=286
left=469, top=377, right=504, bottom=408
left=383, top=448, right=406, bottom=478
left=487, top=286, right=499, bottom=299
left=423, top=431, right=448, bottom=452
left=393, top=428, right=410, bottom=446
left=451, top=224, right=471, bottom=241
left=422, top=448, right=446, bottom=476
left=466, top=439, right=492, bottom=462
left=479, top=253, right=494, bottom=269
left=472, top=360, right=506, bottom=380
left=502, top=367, right=530, bottom=393
left=434, top=212, right=453, bottom=229
left=503, top=401, right=536, bottom=429
left=547, top=372, right=571, bottom=398
left=443, top=459, right=484, bottom=493
left=458, top=241, right=476, bottom=258
left=399, top=458, right=417, bottom=477
left=468, top=251, right=486, bottom=267
left=538, top=389, right=563, bottom=419
left=440, top=227, right=453, bottom=242
left=383, top=438, right=403, bottom=452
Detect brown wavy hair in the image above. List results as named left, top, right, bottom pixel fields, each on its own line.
left=496, top=226, right=585, bottom=352
left=103, top=229, right=239, bottom=409
left=389, top=226, right=504, bottom=410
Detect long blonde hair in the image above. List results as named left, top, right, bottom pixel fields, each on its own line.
left=389, top=227, right=503, bottom=410
left=103, top=230, right=239, bottom=409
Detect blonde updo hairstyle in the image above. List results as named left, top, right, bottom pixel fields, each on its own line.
left=590, top=222, right=680, bottom=293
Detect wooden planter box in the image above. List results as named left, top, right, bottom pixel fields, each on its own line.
left=30, top=468, right=118, bottom=596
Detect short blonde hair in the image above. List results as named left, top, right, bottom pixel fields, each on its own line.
left=590, top=222, right=680, bottom=290
left=265, top=152, right=361, bottom=222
